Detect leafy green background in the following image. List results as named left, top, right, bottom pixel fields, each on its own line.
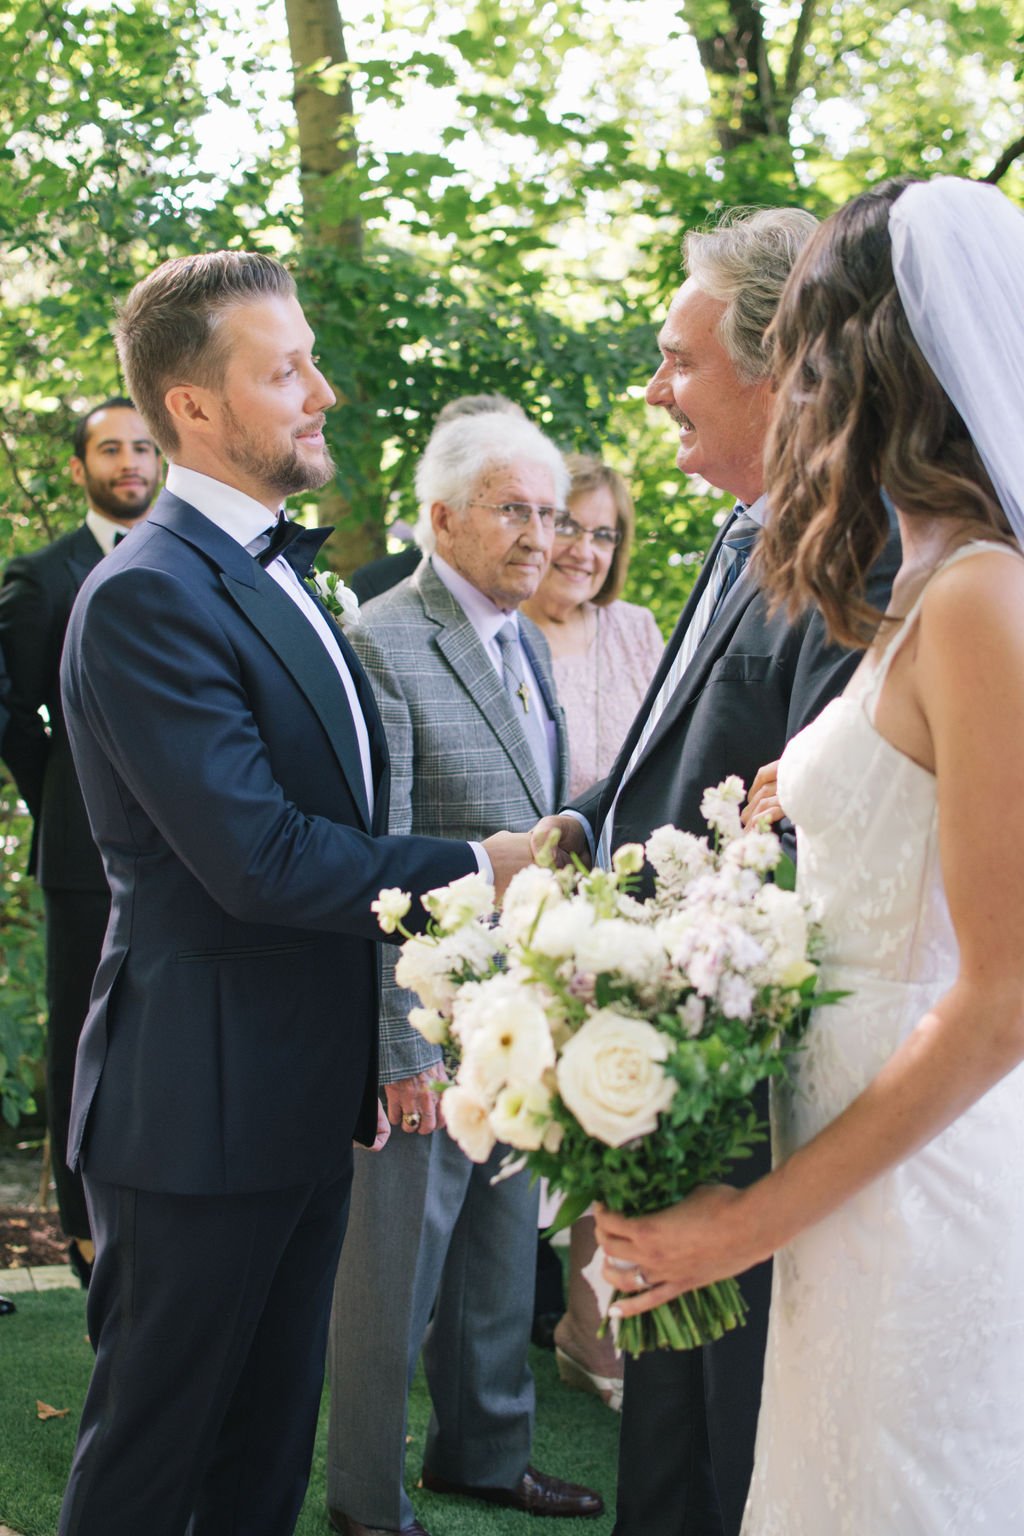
left=0, top=0, right=1021, bottom=1123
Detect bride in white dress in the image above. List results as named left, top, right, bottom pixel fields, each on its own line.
left=595, top=175, right=1024, bottom=1532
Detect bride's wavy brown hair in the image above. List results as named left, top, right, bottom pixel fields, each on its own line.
left=757, top=176, right=1011, bottom=649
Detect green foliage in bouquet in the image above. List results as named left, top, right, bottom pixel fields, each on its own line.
left=374, top=778, right=838, bottom=1354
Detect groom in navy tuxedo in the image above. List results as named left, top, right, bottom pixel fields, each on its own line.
left=57, top=252, right=527, bottom=1536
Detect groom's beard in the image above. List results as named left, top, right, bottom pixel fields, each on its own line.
left=221, top=405, right=336, bottom=499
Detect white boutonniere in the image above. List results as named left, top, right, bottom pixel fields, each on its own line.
left=310, top=570, right=361, bottom=627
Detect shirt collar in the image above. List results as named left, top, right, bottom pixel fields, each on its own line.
left=166, top=464, right=281, bottom=551
left=85, top=508, right=134, bottom=557
left=430, top=554, right=517, bottom=646
left=742, top=494, right=769, bottom=528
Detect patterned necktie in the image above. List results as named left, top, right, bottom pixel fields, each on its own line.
left=596, top=506, right=760, bottom=868
left=496, top=620, right=555, bottom=813
left=256, top=513, right=334, bottom=581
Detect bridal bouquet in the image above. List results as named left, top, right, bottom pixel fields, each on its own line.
left=373, top=778, right=828, bottom=1355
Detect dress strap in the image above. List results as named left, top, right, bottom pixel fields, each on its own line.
left=864, top=539, right=1019, bottom=720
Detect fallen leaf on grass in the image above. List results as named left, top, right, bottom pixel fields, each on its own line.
left=36, top=1401, right=70, bottom=1420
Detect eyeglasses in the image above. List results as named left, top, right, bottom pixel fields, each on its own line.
left=553, top=514, right=623, bottom=548
left=471, top=501, right=566, bottom=530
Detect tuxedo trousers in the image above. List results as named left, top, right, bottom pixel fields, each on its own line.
left=613, top=1081, right=773, bottom=1536
left=326, top=1125, right=538, bottom=1530
left=59, top=1158, right=352, bottom=1536
left=43, top=888, right=110, bottom=1239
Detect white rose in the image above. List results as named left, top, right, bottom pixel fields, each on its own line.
left=556, top=1008, right=677, bottom=1147
left=489, top=1081, right=555, bottom=1151
left=460, top=992, right=556, bottom=1097
left=443, top=1084, right=497, bottom=1162
left=372, top=887, right=412, bottom=934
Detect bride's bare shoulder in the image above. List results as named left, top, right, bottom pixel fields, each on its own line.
left=918, top=543, right=1024, bottom=668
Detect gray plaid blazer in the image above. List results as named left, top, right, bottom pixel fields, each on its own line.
left=348, top=558, right=569, bottom=1081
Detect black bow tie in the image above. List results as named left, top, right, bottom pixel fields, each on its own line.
left=256, top=515, right=334, bottom=581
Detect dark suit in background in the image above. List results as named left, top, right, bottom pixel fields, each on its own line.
left=0, top=523, right=110, bottom=1239
left=574, top=510, right=899, bottom=1535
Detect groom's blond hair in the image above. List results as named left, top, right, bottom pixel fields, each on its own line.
left=114, top=252, right=295, bottom=456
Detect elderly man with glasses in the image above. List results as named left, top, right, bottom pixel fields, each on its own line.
left=324, top=410, right=603, bottom=1536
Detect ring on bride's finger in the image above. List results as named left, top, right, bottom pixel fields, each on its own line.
left=633, top=1268, right=648, bottom=1288
left=401, top=1111, right=422, bottom=1130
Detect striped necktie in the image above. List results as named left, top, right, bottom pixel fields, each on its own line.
left=596, top=507, right=759, bottom=868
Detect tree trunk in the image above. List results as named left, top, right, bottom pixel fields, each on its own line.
left=284, top=0, right=382, bottom=570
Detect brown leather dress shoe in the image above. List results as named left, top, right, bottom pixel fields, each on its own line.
left=327, top=1511, right=431, bottom=1536
left=420, top=1464, right=604, bottom=1518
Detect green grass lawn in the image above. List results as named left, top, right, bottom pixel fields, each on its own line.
left=0, top=1290, right=619, bottom=1536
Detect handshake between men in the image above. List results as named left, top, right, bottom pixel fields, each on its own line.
left=481, top=815, right=595, bottom=901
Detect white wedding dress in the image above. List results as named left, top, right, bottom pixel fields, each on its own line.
left=742, top=544, right=1024, bottom=1535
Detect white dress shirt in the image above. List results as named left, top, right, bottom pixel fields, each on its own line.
left=567, top=494, right=769, bottom=859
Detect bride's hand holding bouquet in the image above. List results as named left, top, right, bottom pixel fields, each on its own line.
left=374, top=778, right=837, bottom=1354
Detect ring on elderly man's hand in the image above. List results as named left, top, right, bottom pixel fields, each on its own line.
left=401, top=1110, right=422, bottom=1130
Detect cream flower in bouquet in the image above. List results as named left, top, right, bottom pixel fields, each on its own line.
left=375, top=782, right=839, bottom=1354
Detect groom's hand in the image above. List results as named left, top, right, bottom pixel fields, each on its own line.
left=530, top=814, right=592, bottom=870
left=481, top=830, right=535, bottom=900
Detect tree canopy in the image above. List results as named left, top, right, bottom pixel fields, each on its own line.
left=0, top=0, right=1021, bottom=1118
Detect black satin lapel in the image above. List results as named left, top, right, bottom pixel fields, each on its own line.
left=220, top=572, right=373, bottom=830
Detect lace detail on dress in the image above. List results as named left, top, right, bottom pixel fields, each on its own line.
left=551, top=599, right=663, bottom=799
left=742, top=542, right=1024, bottom=1535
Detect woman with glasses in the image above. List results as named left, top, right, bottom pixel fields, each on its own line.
left=521, top=453, right=663, bottom=1411
left=521, top=454, right=663, bottom=801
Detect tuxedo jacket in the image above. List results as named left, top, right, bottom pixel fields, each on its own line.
left=349, top=558, right=569, bottom=1081
left=577, top=516, right=901, bottom=864
left=0, top=521, right=107, bottom=890
left=60, top=490, right=476, bottom=1196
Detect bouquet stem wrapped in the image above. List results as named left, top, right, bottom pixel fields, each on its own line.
left=374, top=778, right=834, bottom=1355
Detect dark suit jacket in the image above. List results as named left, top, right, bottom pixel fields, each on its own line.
left=577, top=515, right=901, bottom=864
left=60, top=490, right=476, bottom=1196
left=0, top=521, right=107, bottom=890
